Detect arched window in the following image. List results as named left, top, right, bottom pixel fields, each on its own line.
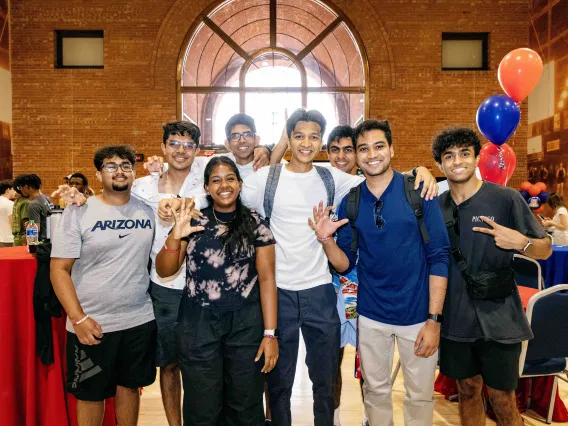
left=178, top=0, right=368, bottom=146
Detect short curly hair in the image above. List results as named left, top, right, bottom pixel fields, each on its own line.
left=431, top=127, right=481, bottom=164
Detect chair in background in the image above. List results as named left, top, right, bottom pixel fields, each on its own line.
left=519, top=284, right=568, bottom=423
left=513, top=254, right=543, bottom=290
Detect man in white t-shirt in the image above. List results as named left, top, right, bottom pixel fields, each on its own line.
left=241, top=109, right=439, bottom=426
left=0, top=180, right=15, bottom=247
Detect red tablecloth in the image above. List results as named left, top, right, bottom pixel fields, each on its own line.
left=434, top=285, right=568, bottom=422
left=0, top=246, right=116, bottom=426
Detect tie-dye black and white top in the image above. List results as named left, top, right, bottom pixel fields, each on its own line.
left=181, top=206, right=275, bottom=311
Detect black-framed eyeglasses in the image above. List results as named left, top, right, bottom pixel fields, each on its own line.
left=100, top=162, right=133, bottom=173
left=374, top=200, right=385, bottom=229
left=165, top=140, right=197, bottom=151
left=229, top=131, right=255, bottom=142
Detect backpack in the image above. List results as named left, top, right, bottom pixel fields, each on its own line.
left=346, top=174, right=430, bottom=252
left=263, top=163, right=335, bottom=223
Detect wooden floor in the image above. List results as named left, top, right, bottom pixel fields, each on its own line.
left=138, top=339, right=568, bottom=425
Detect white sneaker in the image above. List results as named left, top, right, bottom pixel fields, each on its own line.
left=333, top=408, right=341, bottom=426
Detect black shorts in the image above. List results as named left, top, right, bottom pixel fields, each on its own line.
left=66, top=320, right=157, bottom=401
left=439, top=337, right=522, bottom=391
left=150, top=281, right=184, bottom=367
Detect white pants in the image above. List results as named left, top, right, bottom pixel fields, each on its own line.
left=359, top=315, right=438, bottom=426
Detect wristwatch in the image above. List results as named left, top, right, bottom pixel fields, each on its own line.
left=427, top=313, right=444, bottom=324
left=521, top=238, right=533, bottom=253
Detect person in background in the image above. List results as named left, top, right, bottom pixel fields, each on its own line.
left=538, top=164, right=548, bottom=186
left=556, top=162, right=566, bottom=196
left=0, top=179, right=15, bottom=248
left=325, top=125, right=366, bottom=426
left=69, top=172, right=96, bottom=197
left=19, top=174, right=54, bottom=243
left=542, top=193, right=568, bottom=245
left=12, top=174, right=32, bottom=246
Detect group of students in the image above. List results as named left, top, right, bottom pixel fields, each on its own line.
left=49, top=108, right=551, bottom=426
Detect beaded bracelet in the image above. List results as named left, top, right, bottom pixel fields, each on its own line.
left=72, top=314, right=89, bottom=326
left=317, top=235, right=331, bottom=243
left=163, top=242, right=180, bottom=254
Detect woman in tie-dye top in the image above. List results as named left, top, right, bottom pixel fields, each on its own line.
left=156, top=156, right=278, bottom=426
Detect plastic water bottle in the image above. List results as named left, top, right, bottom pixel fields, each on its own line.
left=26, top=220, right=39, bottom=252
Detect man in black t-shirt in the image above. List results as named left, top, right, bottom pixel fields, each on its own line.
left=432, top=127, right=552, bottom=426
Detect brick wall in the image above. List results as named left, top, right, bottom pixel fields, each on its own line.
left=10, top=0, right=530, bottom=194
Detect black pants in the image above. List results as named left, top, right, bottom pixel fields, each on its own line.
left=267, top=284, right=340, bottom=426
left=175, top=297, right=265, bottom=426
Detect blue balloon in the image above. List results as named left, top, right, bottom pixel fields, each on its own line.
left=519, top=190, right=529, bottom=200
left=539, top=191, right=550, bottom=203
left=476, top=94, right=521, bottom=146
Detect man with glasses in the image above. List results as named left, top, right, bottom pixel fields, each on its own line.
left=308, top=119, right=450, bottom=426
left=54, top=122, right=205, bottom=426
left=51, top=145, right=157, bottom=426
left=132, top=121, right=208, bottom=426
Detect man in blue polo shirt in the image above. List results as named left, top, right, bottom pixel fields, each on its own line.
left=309, top=119, right=450, bottom=426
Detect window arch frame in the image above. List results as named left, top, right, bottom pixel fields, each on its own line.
left=176, top=0, right=369, bottom=139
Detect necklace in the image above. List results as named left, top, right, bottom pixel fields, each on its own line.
left=213, top=209, right=235, bottom=225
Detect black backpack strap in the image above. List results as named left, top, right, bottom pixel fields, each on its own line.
left=346, top=184, right=362, bottom=252
left=404, top=175, right=430, bottom=244
left=314, top=166, right=335, bottom=208
left=263, top=164, right=283, bottom=223
left=441, top=193, right=470, bottom=281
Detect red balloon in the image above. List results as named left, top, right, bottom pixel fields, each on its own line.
left=498, top=48, right=543, bottom=103
left=533, top=205, right=545, bottom=214
left=535, top=182, right=547, bottom=192
left=528, top=185, right=541, bottom=196
left=519, top=181, right=532, bottom=191
left=478, top=142, right=517, bottom=186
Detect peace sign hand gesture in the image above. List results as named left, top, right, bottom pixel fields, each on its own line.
left=171, top=197, right=205, bottom=240
left=308, top=201, right=349, bottom=239
left=472, top=216, right=528, bottom=251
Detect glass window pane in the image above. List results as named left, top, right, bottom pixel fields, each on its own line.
left=245, top=53, right=301, bottom=88
left=442, top=40, right=483, bottom=69
left=245, top=92, right=302, bottom=146
left=62, top=38, right=104, bottom=67
left=182, top=92, right=239, bottom=146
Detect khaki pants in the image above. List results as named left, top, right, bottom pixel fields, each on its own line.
left=359, top=315, right=438, bottom=426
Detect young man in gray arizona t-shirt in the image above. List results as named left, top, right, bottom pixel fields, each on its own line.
left=51, top=146, right=157, bottom=426
left=432, top=128, right=552, bottom=426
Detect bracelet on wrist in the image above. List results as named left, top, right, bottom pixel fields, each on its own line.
left=72, top=314, right=89, bottom=326
left=263, top=334, right=276, bottom=339
left=163, top=241, right=180, bottom=254
left=317, top=235, right=331, bottom=243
